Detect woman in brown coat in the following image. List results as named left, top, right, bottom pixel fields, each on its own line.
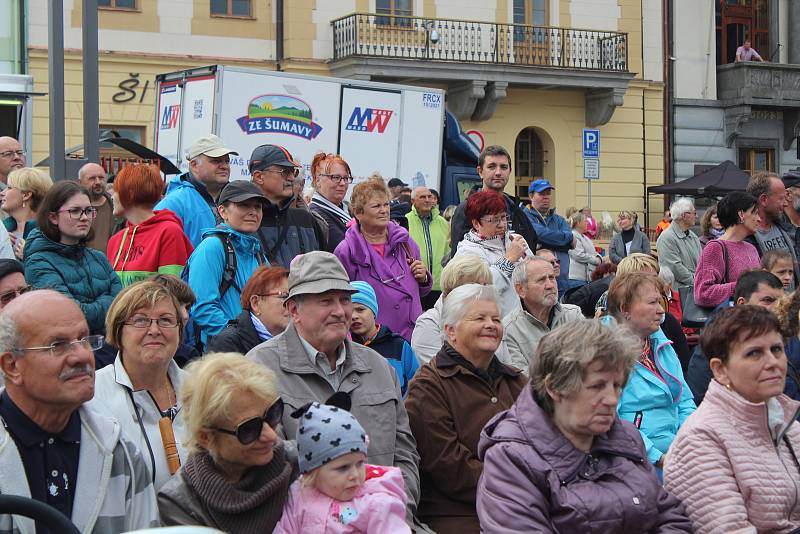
left=404, top=283, right=526, bottom=533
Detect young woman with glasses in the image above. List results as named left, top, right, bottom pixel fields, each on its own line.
left=158, top=352, right=296, bottom=534
left=23, top=180, right=122, bottom=336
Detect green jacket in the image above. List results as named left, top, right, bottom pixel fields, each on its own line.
left=406, top=206, right=449, bottom=291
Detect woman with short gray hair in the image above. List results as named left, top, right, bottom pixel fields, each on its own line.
left=405, top=284, right=525, bottom=533
left=476, top=319, right=692, bottom=532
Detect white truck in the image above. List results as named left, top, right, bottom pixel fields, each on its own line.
left=154, top=65, right=478, bottom=205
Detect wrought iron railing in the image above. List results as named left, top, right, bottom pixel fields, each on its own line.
left=331, top=13, right=628, bottom=72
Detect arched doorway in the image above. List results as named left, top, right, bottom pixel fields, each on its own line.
left=514, top=127, right=547, bottom=199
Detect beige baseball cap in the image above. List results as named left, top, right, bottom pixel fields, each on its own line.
left=186, top=134, right=238, bottom=160
left=287, top=251, right=357, bottom=299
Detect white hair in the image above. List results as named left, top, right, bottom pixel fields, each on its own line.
left=0, top=314, right=19, bottom=354
left=512, top=256, right=552, bottom=287
left=658, top=265, right=675, bottom=287
left=670, top=197, right=695, bottom=220
left=441, top=284, right=500, bottom=328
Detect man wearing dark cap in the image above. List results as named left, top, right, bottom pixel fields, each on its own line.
left=249, top=145, right=327, bottom=268
left=0, top=259, right=28, bottom=311
left=246, top=251, right=420, bottom=523
left=525, top=178, right=575, bottom=294
left=156, top=134, right=239, bottom=246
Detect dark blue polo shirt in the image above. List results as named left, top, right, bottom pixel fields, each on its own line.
left=0, top=391, right=81, bottom=533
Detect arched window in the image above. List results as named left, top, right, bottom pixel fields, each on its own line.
left=515, top=128, right=545, bottom=198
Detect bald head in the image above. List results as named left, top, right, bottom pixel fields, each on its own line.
left=412, top=186, right=434, bottom=216
left=3, top=290, right=83, bottom=330
left=0, top=137, right=25, bottom=183
left=78, top=162, right=108, bottom=201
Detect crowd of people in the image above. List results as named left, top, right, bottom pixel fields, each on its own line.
left=0, top=131, right=799, bottom=533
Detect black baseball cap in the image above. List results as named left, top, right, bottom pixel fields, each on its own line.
left=387, top=178, right=409, bottom=188
left=249, top=144, right=301, bottom=172
left=217, top=180, right=268, bottom=205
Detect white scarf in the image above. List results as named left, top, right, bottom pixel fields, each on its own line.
left=311, top=192, right=352, bottom=225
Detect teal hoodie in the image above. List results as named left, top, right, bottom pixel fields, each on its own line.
left=186, top=224, right=265, bottom=346
left=23, top=228, right=122, bottom=335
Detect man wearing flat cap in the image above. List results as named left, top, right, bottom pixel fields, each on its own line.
left=156, top=134, right=239, bottom=246
left=249, top=144, right=327, bottom=268
left=246, top=251, right=420, bottom=523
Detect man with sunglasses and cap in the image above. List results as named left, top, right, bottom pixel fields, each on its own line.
left=246, top=250, right=421, bottom=526
left=0, top=289, right=159, bottom=533
left=249, top=144, right=327, bottom=268
left=156, top=134, right=238, bottom=247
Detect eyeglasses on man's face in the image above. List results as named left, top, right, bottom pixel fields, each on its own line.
left=0, top=285, right=32, bottom=307
left=0, top=150, right=24, bottom=159
left=319, top=173, right=354, bottom=184
left=58, top=207, right=98, bottom=220
left=263, top=167, right=300, bottom=179
left=13, top=335, right=104, bottom=358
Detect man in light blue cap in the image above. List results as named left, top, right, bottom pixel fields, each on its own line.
left=525, top=179, right=576, bottom=296
left=350, top=280, right=420, bottom=396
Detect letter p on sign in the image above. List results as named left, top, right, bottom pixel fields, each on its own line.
left=583, top=129, right=600, bottom=158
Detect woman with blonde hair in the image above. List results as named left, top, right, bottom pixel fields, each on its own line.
left=335, top=177, right=431, bottom=340
left=158, top=351, right=297, bottom=533
left=309, top=152, right=353, bottom=251
left=609, top=210, right=650, bottom=264
left=1, top=167, right=53, bottom=259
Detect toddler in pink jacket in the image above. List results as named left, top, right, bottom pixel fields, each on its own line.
left=273, top=400, right=410, bottom=533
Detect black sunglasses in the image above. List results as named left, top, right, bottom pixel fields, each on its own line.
left=212, top=398, right=284, bottom=445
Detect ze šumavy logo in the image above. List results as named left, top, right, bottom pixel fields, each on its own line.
left=345, top=107, right=393, bottom=133
left=237, top=95, right=322, bottom=140
left=160, top=105, right=180, bottom=130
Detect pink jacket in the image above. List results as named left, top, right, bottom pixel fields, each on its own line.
left=664, top=380, right=800, bottom=533
left=273, top=464, right=411, bottom=534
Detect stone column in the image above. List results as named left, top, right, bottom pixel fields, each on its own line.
left=789, top=0, right=800, bottom=65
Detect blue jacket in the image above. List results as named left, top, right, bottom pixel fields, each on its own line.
left=155, top=172, right=219, bottom=247
left=23, top=229, right=122, bottom=335
left=185, top=224, right=265, bottom=346
left=358, top=324, right=420, bottom=396
left=525, top=207, right=572, bottom=285
left=617, top=328, right=696, bottom=465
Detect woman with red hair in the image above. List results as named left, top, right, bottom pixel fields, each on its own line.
left=453, top=190, right=532, bottom=316
left=309, top=152, right=353, bottom=251
left=107, top=164, right=193, bottom=286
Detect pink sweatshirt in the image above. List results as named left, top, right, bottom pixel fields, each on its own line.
left=693, top=239, right=760, bottom=306
left=273, top=464, right=411, bottom=534
left=664, top=380, right=800, bottom=533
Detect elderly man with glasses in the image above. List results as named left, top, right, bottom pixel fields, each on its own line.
left=0, top=137, right=25, bottom=189
left=249, top=144, right=327, bottom=268
left=0, top=289, right=159, bottom=533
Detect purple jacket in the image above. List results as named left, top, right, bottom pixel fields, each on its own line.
left=476, top=387, right=692, bottom=533
left=335, top=222, right=431, bottom=341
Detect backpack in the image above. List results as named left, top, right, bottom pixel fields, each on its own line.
left=182, top=232, right=266, bottom=352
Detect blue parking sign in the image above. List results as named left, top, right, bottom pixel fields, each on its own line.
left=583, top=129, right=600, bottom=158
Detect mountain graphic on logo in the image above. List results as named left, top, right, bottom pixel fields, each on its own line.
left=248, top=95, right=313, bottom=122
left=237, top=94, right=322, bottom=140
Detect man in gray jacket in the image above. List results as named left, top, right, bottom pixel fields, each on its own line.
left=246, top=251, right=421, bottom=520
left=656, top=198, right=701, bottom=288
left=503, top=257, right=583, bottom=374
left=0, top=290, right=159, bottom=534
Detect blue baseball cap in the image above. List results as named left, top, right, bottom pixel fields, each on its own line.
left=529, top=179, right=555, bottom=194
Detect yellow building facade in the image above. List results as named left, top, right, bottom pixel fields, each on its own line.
left=27, top=0, right=665, bottom=224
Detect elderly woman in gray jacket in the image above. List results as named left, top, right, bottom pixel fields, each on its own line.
left=609, top=210, right=651, bottom=264
left=568, top=212, right=602, bottom=283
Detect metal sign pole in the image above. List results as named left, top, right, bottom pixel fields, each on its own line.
left=83, top=0, right=100, bottom=164
left=48, top=0, right=65, bottom=180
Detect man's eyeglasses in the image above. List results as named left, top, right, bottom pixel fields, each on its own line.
left=263, top=167, right=300, bottom=179
left=319, top=173, right=354, bottom=184
left=13, top=335, right=104, bottom=358
left=212, top=398, right=284, bottom=445
left=124, top=316, right=179, bottom=329
left=480, top=215, right=509, bottom=225
left=58, top=207, right=98, bottom=220
left=0, top=150, right=24, bottom=159
left=0, top=285, right=32, bottom=306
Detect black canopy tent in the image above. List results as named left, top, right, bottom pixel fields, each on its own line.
left=648, top=160, right=751, bottom=197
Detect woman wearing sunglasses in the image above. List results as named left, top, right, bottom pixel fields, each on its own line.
left=158, top=352, right=296, bottom=534
left=23, top=181, right=122, bottom=336
left=207, top=265, right=290, bottom=354
left=87, top=281, right=188, bottom=490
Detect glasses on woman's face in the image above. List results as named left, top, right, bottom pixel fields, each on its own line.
left=257, top=291, right=289, bottom=300
left=58, top=207, right=98, bottom=220
left=319, top=173, right=354, bottom=184
left=124, top=315, right=179, bottom=329
left=212, top=398, right=284, bottom=445
left=0, top=285, right=32, bottom=307
left=479, top=215, right=509, bottom=226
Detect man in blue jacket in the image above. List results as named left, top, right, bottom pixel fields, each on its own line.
left=525, top=179, right=576, bottom=295
left=156, top=134, right=238, bottom=246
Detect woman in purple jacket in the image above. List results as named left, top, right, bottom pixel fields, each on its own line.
left=476, top=319, right=692, bottom=533
left=334, top=177, right=431, bottom=341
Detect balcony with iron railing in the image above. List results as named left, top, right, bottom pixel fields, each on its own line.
left=332, top=13, right=629, bottom=72
left=328, top=13, right=634, bottom=125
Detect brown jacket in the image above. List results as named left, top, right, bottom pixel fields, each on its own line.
left=404, top=344, right=526, bottom=533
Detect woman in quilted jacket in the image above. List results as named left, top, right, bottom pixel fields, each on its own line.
left=664, top=305, right=800, bottom=533
left=23, top=180, right=121, bottom=335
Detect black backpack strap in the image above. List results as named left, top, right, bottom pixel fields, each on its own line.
left=216, top=233, right=240, bottom=297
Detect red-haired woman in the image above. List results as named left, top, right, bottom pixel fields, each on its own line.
left=107, top=165, right=193, bottom=286
left=207, top=265, right=289, bottom=354
left=453, top=190, right=532, bottom=316
left=309, top=152, right=353, bottom=251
